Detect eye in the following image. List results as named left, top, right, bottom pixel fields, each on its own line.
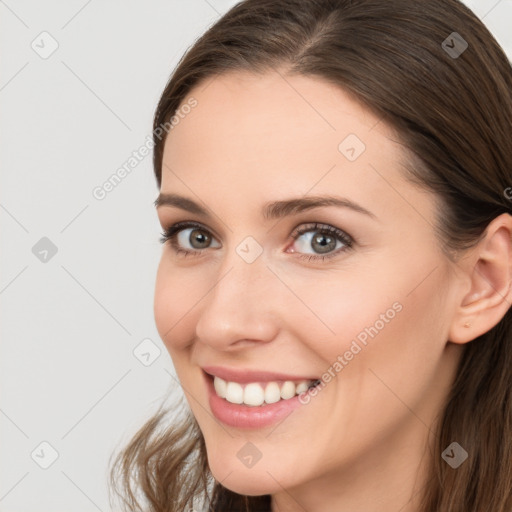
left=287, top=222, right=353, bottom=261
left=159, top=221, right=220, bottom=257
left=159, top=221, right=353, bottom=261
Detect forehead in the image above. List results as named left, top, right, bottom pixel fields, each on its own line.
left=164, top=69, right=396, bottom=163
left=160, top=70, right=431, bottom=225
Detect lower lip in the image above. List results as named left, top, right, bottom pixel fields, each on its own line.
left=204, top=372, right=310, bottom=429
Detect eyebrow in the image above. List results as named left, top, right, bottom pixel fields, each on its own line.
left=154, top=193, right=377, bottom=220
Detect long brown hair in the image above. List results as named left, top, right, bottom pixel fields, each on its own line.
left=109, top=1, right=512, bottom=510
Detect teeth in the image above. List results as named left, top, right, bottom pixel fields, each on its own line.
left=225, top=381, right=244, bottom=404
left=280, top=381, right=296, bottom=400
left=244, top=383, right=265, bottom=406
left=213, top=376, right=316, bottom=406
left=213, top=376, right=227, bottom=398
left=264, top=382, right=281, bottom=404
left=295, top=382, right=309, bottom=394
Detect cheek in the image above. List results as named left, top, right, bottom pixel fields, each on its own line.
left=333, top=268, right=451, bottom=417
left=285, top=263, right=405, bottom=360
left=153, top=257, right=207, bottom=351
left=298, top=255, right=448, bottom=391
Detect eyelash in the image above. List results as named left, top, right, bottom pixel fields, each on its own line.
left=159, top=221, right=353, bottom=262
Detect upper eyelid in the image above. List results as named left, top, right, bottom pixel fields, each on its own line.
left=162, top=220, right=353, bottom=245
left=164, top=220, right=221, bottom=240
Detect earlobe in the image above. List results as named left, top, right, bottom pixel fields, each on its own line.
left=448, top=213, right=512, bottom=345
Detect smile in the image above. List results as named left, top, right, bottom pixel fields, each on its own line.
left=202, top=367, right=322, bottom=429
left=213, top=376, right=319, bottom=407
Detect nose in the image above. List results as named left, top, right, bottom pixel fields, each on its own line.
left=194, top=249, right=281, bottom=351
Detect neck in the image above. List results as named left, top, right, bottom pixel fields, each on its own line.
left=271, top=418, right=437, bottom=512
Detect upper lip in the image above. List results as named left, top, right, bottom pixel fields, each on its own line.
left=201, top=365, right=318, bottom=384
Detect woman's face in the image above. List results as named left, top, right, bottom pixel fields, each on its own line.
left=154, top=70, right=464, bottom=498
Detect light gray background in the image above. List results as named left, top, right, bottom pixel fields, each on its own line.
left=1, top=1, right=511, bottom=511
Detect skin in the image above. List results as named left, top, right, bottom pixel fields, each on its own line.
left=154, top=69, right=512, bottom=512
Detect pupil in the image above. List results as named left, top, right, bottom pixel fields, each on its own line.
left=312, top=233, right=335, bottom=254
left=191, top=229, right=209, bottom=248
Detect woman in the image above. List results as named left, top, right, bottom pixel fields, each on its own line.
left=109, top=0, right=512, bottom=510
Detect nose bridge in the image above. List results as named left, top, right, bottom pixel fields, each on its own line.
left=195, top=243, right=280, bottom=347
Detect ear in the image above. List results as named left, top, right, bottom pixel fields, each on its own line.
left=449, top=213, right=512, bottom=344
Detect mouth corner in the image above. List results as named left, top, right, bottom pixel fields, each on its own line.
left=202, top=368, right=215, bottom=381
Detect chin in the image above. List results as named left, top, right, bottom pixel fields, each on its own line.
left=206, top=450, right=291, bottom=496
left=213, top=470, right=280, bottom=496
